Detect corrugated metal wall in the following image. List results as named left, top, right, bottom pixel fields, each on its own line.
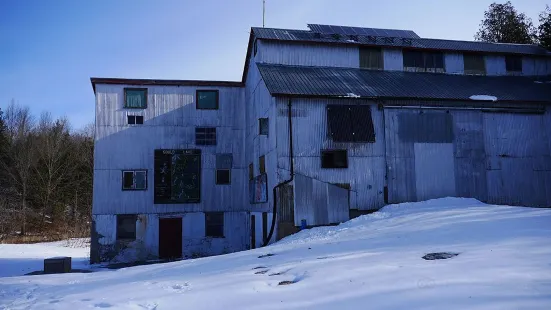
left=93, top=84, right=247, bottom=215
left=383, top=48, right=403, bottom=71
left=385, top=105, right=551, bottom=207
left=485, top=55, right=507, bottom=75
left=257, top=41, right=360, bottom=68
left=445, top=53, right=464, bottom=74
left=276, top=98, right=386, bottom=211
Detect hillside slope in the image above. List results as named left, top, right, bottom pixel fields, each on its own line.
left=1, top=198, right=550, bottom=309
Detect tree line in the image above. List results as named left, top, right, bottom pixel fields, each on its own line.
left=0, top=102, right=93, bottom=243
left=476, top=1, right=551, bottom=49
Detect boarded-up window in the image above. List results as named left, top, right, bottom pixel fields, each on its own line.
left=127, top=115, right=144, bottom=125
left=196, top=90, right=219, bottom=109
left=249, top=163, right=254, bottom=180
left=259, top=118, right=269, bottom=135
left=124, top=88, right=147, bottom=109
left=259, top=155, right=266, bottom=174
left=321, top=150, right=348, bottom=168
left=360, top=47, right=383, bottom=69
left=195, top=127, right=216, bottom=145
left=216, top=154, right=232, bottom=185
left=505, top=55, right=522, bottom=72
left=122, top=170, right=147, bottom=190
left=117, top=215, right=137, bottom=240
left=327, top=105, right=375, bottom=143
left=403, top=50, right=444, bottom=72
left=205, top=212, right=224, bottom=238
left=464, top=54, right=486, bottom=75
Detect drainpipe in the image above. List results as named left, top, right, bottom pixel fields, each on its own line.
left=263, top=98, right=294, bottom=246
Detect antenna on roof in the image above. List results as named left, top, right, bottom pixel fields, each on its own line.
left=263, top=0, right=266, bottom=27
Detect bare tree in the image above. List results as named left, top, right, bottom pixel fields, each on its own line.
left=1, top=102, right=36, bottom=235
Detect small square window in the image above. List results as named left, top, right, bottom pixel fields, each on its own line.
left=124, top=88, right=147, bottom=109
left=205, top=212, right=224, bottom=238
left=259, top=155, right=266, bottom=174
left=321, top=150, right=348, bottom=169
left=127, top=115, right=144, bottom=125
left=216, top=170, right=231, bottom=185
left=505, top=55, right=522, bottom=72
left=117, top=214, right=137, bottom=240
left=259, top=118, right=269, bottom=135
left=122, top=170, right=147, bottom=190
left=195, top=127, right=217, bottom=145
left=196, top=90, right=219, bottom=110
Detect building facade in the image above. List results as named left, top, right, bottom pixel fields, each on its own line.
left=91, top=24, right=551, bottom=263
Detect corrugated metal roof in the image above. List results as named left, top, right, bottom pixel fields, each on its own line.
left=252, top=27, right=550, bottom=56
left=257, top=63, right=551, bottom=103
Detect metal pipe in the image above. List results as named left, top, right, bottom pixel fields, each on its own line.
left=263, top=98, right=294, bottom=246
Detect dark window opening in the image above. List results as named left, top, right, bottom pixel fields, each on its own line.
left=122, top=170, right=147, bottom=190
left=505, top=55, right=522, bottom=72
left=196, top=90, right=219, bottom=110
left=127, top=115, right=144, bottom=125
left=205, top=212, right=224, bottom=238
left=259, top=155, right=266, bottom=174
left=321, top=150, right=348, bottom=169
left=327, top=105, right=375, bottom=143
left=124, top=88, right=147, bottom=109
left=249, top=163, right=254, bottom=180
left=216, top=170, right=231, bottom=185
left=463, top=53, right=486, bottom=75
left=259, top=118, right=269, bottom=135
left=360, top=47, right=383, bottom=70
left=403, top=50, right=444, bottom=72
left=117, top=214, right=137, bottom=240
left=195, top=127, right=217, bottom=145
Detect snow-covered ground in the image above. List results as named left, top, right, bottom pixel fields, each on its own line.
left=1, top=198, right=550, bottom=309
left=0, top=239, right=90, bottom=278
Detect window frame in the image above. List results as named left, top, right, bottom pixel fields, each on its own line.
left=195, top=127, right=217, bottom=145
left=359, top=47, right=384, bottom=70
left=403, top=50, right=445, bottom=72
left=505, top=55, right=523, bottom=73
left=463, top=53, right=486, bottom=75
left=121, top=170, right=148, bottom=191
left=326, top=105, right=376, bottom=143
left=259, top=155, right=266, bottom=174
left=117, top=214, right=137, bottom=240
left=124, top=88, right=148, bottom=109
left=196, top=90, right=219, bottom=110
left=321, top=149, right=349, bottom=169
left=127, top=115, right=144, bottom=125
left=216, top=169, right=231, bottom=185
left=205, top=212, right=224, bottom=238
left=259, top=118, right=269, bottom=135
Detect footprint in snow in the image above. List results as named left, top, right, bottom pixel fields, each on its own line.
left=255, top=270, right=269, bottom=274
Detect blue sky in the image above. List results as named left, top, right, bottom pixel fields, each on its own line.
left=1, top=0, right=548, bottom=129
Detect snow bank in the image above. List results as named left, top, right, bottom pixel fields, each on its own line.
left=469, top=95, right=498, bottom=101
left=1, top=199, right=551, bottom=309
left=0, top=239, right=90, bottom=277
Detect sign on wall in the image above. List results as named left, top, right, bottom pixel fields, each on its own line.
left=249, top=173, right=268, bottom=204
left=154, top=149, right=201, bottom=204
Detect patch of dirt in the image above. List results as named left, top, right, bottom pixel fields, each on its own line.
left=422, top=252, right=459, bottom=260
left=258, top=253, right=275, bottom=258
left=278, top=281, right=295, bottom=286
left=255, top=270, right=269, bottom=275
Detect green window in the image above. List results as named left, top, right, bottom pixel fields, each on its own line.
left=124, top=88, right=147, bottom=109
left=196, top=90, right=219, bottom=109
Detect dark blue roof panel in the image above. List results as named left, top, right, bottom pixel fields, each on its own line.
left=307, top=24, right=420, bottom=39
left=257, top=63, right=551, bottom=103
left=252, top=27, right=550, bottom=56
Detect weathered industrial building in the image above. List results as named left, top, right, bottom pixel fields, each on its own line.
left=90, top=24, right=551, bottom=263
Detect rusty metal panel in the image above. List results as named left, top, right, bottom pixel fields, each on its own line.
left=257, top=41, right=360, bottom=68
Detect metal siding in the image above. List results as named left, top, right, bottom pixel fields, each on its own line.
left=483, top=113, right=551, bottom=207
left=93, top=84, right=248, bottom=215
left=485, top=55, right=507, bottom=76
left=327, top=184, right=350, bottom=224
left=257, top=41, right=360, bottom=68
left=414, top=143, right=456, bottom=201
left=383, top=48, right=403, bottom=71
left=522, top=57, right=536, bottom=76
left=445, top=53, right=464, bottom=75
left=277, top=98, right=385, bottom=210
